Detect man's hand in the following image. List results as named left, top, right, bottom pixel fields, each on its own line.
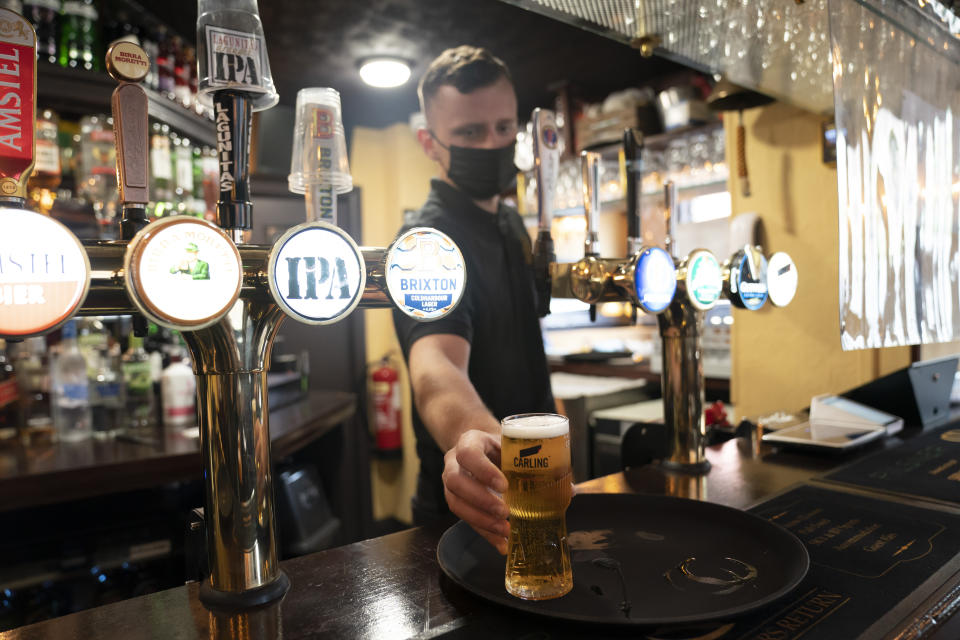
left=443, top=429, right=510, bottom=555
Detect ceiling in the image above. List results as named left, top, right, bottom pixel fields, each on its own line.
left=150, top=0, right=693, bottom=132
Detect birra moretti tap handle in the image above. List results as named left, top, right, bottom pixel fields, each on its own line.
left=196, top=0, right=278, bottom=232
left=105, top=40, right=151, bottom=238
left=0, top=11, right=91, bottom=338
left=531, top=108, right=559, bottom=317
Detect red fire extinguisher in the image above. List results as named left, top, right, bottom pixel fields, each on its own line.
left=371, top=356, right=402, bottom=452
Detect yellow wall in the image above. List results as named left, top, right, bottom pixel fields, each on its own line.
left=728, top=103, right=912, bottom=416
left=351, top=123, right=436, bottom=524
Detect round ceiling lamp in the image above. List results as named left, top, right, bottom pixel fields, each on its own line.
left=358, top=57, right=412, bottom=88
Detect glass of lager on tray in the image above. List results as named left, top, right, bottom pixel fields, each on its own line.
left=501, top=413, right=573, bottom=600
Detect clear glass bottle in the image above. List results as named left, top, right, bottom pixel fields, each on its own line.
left=91, top=344, right=125, bottom=439
left=14, top=337, right=52, bottom=445
left=122, top=334, right=156, bottom=434
left=174, top=135, right=195, bottom=212
left=51, top=320, right=92, bottom=442
left=78, top=115, right=119, bottom=238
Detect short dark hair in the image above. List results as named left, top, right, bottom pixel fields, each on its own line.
left=418, top=46, right=513, bottom=116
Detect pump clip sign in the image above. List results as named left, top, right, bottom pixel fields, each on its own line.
left=385, top=228, right=466, bottom=321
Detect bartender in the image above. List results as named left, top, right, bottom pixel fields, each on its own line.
left=392, top=46, right=554, bottom=553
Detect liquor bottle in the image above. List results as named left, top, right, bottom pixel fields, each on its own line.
left=104, top=9, right=139, bottom=47
left=0, top=339, right=19, bottom=434
left=77, top=0, right=100, bottom=71
left=51, top=320, right=92, bottom=442
left=162, top=347, right=195, bottom=430
left=155, top=26, right=175, bottom=96
left=174, top=36, right=192, bottom=108
left=78, top=114, right=118, bottom=236
left=13, top=337, right=52, bottom=444
left=121, top=334, right=156, bottom=434
left=141, top=26, right=159, bottom=91
left=200, top=146, right=218, bottom=221
left=91, top=344, right=125, bottom=439
left=174, top=135, right=195, bottom=212
left=76, top=317, right=106, bottom=379
left=58, top=0, right=99, bottom=71
left=22, top=0, right=59, bottom=64
left=57, top=1, right=84, bottom=69
left=28, top=109, right=62, bottom=213
left=150, top=122, right=174, bottom=213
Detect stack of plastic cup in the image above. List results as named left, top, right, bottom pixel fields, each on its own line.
left=288, top=88, right=353, bottom=225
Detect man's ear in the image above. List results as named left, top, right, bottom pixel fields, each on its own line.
left=417, top=128, right=440, bottom=163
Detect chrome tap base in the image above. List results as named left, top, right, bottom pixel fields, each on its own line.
left=657, top=291, right=711, bottom=474
left=199, top=571, right=291, bottom=611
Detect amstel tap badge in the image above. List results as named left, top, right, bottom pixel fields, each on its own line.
left=385, top=228, right=466, bottom=321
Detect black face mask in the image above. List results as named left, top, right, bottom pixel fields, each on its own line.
left=431, top=133, right=517, bottom=200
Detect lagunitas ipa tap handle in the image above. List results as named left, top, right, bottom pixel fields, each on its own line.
left=105, top=41, right=151, bottom=240
left=196, top=0, right=278, bottom=234
left=531, top=108, right=559, bottom=318
left=0, top=9, right=36, bottom=206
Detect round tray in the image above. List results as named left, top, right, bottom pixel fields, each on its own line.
left=437, top=493, right=809, bottom=626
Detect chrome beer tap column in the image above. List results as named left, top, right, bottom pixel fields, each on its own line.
left=657, top=182, right=723, bottom=473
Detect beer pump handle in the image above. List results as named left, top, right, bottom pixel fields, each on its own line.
left=0, top=10, right=36, bottom=207
left=531, top=108, right=559, bottom=317
left=664, top=181, right=677, bottom=260
left=623, top=128, right=643, bottom=255
left=581, top=151, right=601, bottom=257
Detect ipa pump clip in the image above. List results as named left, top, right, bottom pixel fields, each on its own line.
left=530, top=107, right=560, bottom=318
left=266, top=87, right=467, bottom=326
left=610, top=128, right=677, bottom=316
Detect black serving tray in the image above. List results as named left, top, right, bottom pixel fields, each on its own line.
left=437, top=493, right=809, bottom=626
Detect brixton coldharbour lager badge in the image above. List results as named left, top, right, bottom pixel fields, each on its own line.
left=385, top=228, right=466, bottom=321
left=267, top=221, right=365, bottom=325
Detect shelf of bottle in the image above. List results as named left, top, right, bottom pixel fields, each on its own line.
left=36, top=62, right=216, bottom=148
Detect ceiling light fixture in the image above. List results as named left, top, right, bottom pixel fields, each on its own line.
left=358, top=57, right=411, bottom=88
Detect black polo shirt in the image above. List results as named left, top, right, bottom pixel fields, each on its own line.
left=392, top=179, right=555, bottom=522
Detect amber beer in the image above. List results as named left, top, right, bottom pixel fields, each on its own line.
left=501, top=413, right=573, bottom=600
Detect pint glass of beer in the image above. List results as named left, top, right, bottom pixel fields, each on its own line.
left=501, top=413, right=573, bottom=600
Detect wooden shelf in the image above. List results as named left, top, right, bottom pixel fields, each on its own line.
left=36, top=62, right=216, bottom=147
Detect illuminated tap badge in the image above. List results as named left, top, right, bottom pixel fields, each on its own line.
left=685, top=249, right=722, bottom=311
left=634, top=246, right=677, bottom=314
left=767, top=251, right=798, bottom=307
left=386, top=228, right=466, bottom=321
left=729, top=248, right=768, bottom=311
left=125, top=216, right=242, bottom=330
left=0, top=209, right=89, bottom=337
left=267, top=221, right=365, bottom=325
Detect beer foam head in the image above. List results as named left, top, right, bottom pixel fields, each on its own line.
left=502, top=413, right=569, bottom=439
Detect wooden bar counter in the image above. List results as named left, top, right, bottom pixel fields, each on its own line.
left=3, top=430, right=960, bottom=639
